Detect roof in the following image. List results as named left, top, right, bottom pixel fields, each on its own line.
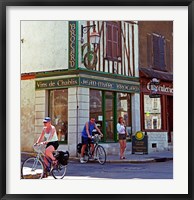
left=139, top=67, right=173, bottom=82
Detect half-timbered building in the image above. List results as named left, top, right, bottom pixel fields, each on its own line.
left=21, top=20, right=140, bottom=155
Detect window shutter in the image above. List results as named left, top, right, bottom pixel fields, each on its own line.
left=147, top=33, right=153, bottom=67
left=158, top=36, right=166, bottom=70
left=106, top=22, right=121, bottom=60
left=153, top=34, right=160, bottom=68
left=106, top=23, right=112, bottom=58
left=117, top=22, right=121, bottom=57
left=112, top=25, right=118, bottom=59
left=153, top=34, right=166, bottom=70
left=165, top=40, right=171, bottom=70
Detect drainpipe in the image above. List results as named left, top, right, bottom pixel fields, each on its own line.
left=76, top=85, right=79, bottom=157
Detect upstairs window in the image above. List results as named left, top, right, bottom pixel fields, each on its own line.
left=153, top=34, right=165, bottom=70
left=147, top=33, right=170, bottom=71
left=106, top=21, right=121, bottom=61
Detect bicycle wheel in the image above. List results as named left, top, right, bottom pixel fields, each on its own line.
left=51, top=164, right=67, bottom=179
left=96, top=145, right=106, bottom=165
left=21, top=157, right=44, bottom=179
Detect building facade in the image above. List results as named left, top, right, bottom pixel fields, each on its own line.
left=21, top=21, right=140, bottom=156
left=138, top=21, right=173, bottom=151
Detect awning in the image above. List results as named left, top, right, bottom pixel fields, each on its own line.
left=139, top=67, right=173, bottom=82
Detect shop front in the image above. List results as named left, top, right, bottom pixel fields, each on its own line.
left=140, top=73, right=173, bottom=152
left=34, top=71, right=140, bottom=156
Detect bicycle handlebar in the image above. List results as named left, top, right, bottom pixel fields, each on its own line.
left=33, top=142, right=46, bottom=153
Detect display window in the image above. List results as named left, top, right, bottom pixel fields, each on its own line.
left=90, top=89, right=132, bottom=142
left=143, top=94, right=162, bottom=130
left=49, top=89, right=68, bottom=143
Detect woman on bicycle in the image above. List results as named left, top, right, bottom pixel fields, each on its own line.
left=35, top=117, right=59, bottom=169
left=80, top=117, right=103, bottom=163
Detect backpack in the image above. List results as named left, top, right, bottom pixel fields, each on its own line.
left=54, top=151, right=69, bottom=166
left=77, top=143, right=82, bottom=153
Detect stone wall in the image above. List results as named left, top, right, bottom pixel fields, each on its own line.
left=146, top=132, right=168, bottom=152
left=21, top=80, right=35, bottom=151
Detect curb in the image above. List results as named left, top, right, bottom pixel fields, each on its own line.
left=69, top=156, right=173, bottom=164
left=21, top=153, right=173, bottom=164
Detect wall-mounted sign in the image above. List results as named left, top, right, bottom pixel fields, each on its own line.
left=141, top=79, right=173, bottom=96
left=36, top=76, right=140, bottom=93
left=69, top=21, right=77, bottom=69
left=35, top=77, right=79, bottom=90
left=146, top=81, right=173, bottom=95
left=80, top=77, right=140, bottom=93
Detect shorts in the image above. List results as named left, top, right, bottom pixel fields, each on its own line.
left=82, top=136, right=94, bottom=145
left=118, top=134, right=126, bottom=140
left=46, top=141, right=59, bottom=150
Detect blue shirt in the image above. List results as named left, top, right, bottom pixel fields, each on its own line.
left=82, top=121, right=96, bottom=138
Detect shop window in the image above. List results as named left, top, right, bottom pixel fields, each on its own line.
left=106, top=21, right=121, bottom=60
left=117, top=93, right=132, bottom=138
left=105, top=91, right=114, bottom=142
left=144, top=95, right=161, bottom=130
left=49, top=89, right=68, bottom=143
left=90, top=89, right=103, bottom=134
left=90, top=90, right=132, bottom=142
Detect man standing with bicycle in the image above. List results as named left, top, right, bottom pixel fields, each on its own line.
left=80, top=117, right=103, bottom=163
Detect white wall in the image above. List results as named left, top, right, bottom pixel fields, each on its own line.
left=21, top=21, right=69, bottom=73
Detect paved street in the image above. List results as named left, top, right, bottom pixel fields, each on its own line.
left=21, top=149, right=173, bottom=179
left=42, top=160, right=173, bottom=179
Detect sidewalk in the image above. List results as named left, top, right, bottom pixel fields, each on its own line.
left=69, top=150, right=173, bottom=163
left=105, top=150, right=173, bottom=163
left=21, top=150, right=173, bottom=164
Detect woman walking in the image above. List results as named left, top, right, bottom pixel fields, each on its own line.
left=117, top=116, right=127, bottom=159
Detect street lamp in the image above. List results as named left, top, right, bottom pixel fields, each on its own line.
left=81, top=23, right=100, bottom=70
left=81, top=24, right=100, bottom=46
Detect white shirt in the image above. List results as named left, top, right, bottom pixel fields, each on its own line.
left=117, top=123, right=126, bottom=134
left=43, top=125, right=58, bottom=142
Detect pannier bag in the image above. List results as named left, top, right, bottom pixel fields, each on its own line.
left=77, top=143, right=82, bottom=153
left=54, top=151, right=69, bottom=166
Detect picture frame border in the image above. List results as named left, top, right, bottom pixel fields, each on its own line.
left=0, top=0, right=193, bottom=199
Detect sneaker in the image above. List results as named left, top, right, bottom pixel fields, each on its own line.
left=80, top=157, right=85, bottom=163
left=89, top=157, right=95, bottom=161
left=94, top=156, right=98, bottom=160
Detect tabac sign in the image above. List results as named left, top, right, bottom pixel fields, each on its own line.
left=36, top=77, right=140, bottom=93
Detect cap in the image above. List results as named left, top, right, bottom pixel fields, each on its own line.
left=43, top=117, right=51, bottom=123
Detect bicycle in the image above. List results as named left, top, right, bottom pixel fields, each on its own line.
left=77, top=134, right=106, bottom=165
left=21, top=143, right=69, bottom=179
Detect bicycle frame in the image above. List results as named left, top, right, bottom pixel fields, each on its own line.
left=32, top=145, right=50, bottom=171
left=86, top=143, right=98, bottom=157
